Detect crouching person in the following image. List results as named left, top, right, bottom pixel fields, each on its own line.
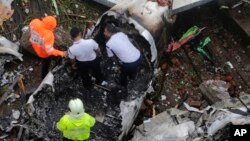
left=57, top=98, right=95, bottom=141
left=103, top=23, right=142, bottom=88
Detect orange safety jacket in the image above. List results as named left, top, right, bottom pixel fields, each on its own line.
left=29, top=19, right=64, bottom=58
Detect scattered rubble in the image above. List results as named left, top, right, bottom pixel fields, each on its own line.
left=132, top=92, right=250, bottom=141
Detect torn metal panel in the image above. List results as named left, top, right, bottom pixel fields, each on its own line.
left=92, top=0, right=125, bottom=7
left=0, top=36, right=23, bottom=61
left=132, top=111, right=195, bottom=141
left=206, top=107, right=249, bottom=136
left=92, top=0, right=214, bottom=15
left=110, top=0, right=170, bottom=38
left=119, top=95, right=145, bottom=140
left=171, top=0, right=214, bottom=14
left=132, top=91, right=250, bottom=140
left=26, top=72, right=54, bottom=116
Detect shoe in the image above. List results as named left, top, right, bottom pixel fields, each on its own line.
left=96, top=80, right=108, bottom=86
left=101, top=81, right=108, bottom=86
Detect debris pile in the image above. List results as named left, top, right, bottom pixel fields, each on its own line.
left=132, top=91, right=250, bottom=141
left=133, top=3, right=250, bottom=140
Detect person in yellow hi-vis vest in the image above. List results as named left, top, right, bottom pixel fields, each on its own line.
left=57, top=98, right=95, bottom=141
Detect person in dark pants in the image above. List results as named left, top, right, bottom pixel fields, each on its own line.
left=29, top=16, right=67, bottom=80
left=41, top=57, right=51, bottom=79
left=68, top=27, right=104, bottom=90
left=120, top=56, right=142, bottom=86
left=76, top=58, right=103, bottom=89
left=103, top=23, right=142, bottom=87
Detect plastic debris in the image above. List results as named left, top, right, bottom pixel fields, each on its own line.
left=195, top=37, right=212, bottom=61
left=225, top=61, right=234, bottom=69
left=12, top=109, right=20, bottom=120
left=166, top=26, right=206, bottom=52
left=161, top=95, right=166, bottom=101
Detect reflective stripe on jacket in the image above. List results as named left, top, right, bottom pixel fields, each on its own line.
left=57, top=113, right=96, bottom=141
left=29, top=19, right=64, bottom=58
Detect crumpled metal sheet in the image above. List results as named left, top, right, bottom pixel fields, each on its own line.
left=26, top=72, right=54, bottom=116
left=0, top=36, right=23, bottom=61
left=131, top=111, right=195, bottom=141
left=132, top=92, right=250, bottom=140
left=119, top=95, right=145, bottom=140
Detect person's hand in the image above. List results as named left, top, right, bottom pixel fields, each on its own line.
left=72, top=63, right=77, bottom=70
left=63, top=51, right=68, bottom=58
left=97, top=52, right=102, bottom=58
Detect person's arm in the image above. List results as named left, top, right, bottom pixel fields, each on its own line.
left=95, top=47, right=102, bottom=57
left=105, top=47, right=116, bottom=63
left=106, top=47, right=114, bottom=58
left=44, top=31, right=66, bottom=57
left=92, top=40, right=102, bottom=57
left=88, top=114, right=96, bottom=128
left=56, top=115, right=67, bottom=132
left=70, top=59, right=77, bottom=69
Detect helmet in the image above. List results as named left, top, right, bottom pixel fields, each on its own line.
left=42, top=16, right=57, bottom=30
left=68, top=98, right=85, bottom=117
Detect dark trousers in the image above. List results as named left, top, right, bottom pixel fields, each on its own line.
left=41, top=57, right=51, bottom=79
left=77, top=58, right=103, bottom=89
left=120, top=56, right=142, bottom=87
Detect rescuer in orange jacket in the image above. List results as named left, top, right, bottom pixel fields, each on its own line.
left=29, top=16, right=67, bottom=79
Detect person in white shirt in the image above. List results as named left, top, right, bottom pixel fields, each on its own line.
left=104, top=23, right=142, bottom=87
left=68, top=27, right=104, bottom=90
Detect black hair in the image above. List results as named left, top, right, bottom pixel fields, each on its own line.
left=70, top=27, right=81, bottom=39
left=105, top=23, right=118, bottom=34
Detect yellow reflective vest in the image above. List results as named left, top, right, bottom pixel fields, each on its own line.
left=57, top=113, right=96, bottom=141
